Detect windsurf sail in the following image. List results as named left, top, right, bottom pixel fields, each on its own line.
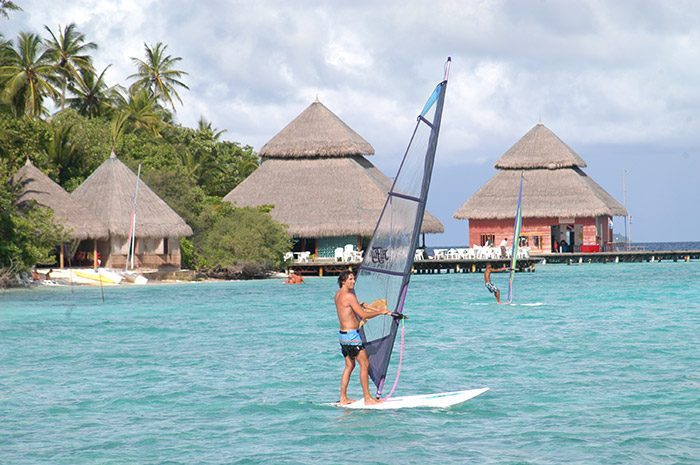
left=505, top=172, right=524, bottom=304
left=356, top=58, right=450, bottom=397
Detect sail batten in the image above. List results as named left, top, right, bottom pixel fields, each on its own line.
left=361, top=267, right=406, bottom=277
left=389, top=192, right=423, bottom=203
left=356, top=60, right=450, bottom=397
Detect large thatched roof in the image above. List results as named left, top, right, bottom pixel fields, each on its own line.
left=454, top=124, right=627, bottom=220
left=71, top=152, right=192, bottom=238
left=495, top=123, right=587, bottom=169
left=224, top=156, right=444, bottom=237
left=259, top=100, right=375, bottom=159
left=453, top=168, right=628, bottom=220
left=13, top=159, right=108, bottom=240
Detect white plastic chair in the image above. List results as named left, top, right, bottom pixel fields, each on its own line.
left=472, top=245, right=482, bottom=258
left=283, top=252, right=294, bottom=262
left=456, top=248, right=474, bottom=259
left=334, top=247, right=344, bottom=262
left=343, top=244, right=355, bottom=262
left=477, top=247, right=495, bottom=260
left=299, top=251, right=311, bottom=262
left=414, top=249, right=425, bottom=261
left=518, top=247, right=530, bottom=259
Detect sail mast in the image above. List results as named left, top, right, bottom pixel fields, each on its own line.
left=506, top=172, right=524, bottom=304
left=126, top=163, right=142, bottom=271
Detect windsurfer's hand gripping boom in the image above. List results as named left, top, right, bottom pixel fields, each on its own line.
left=360, top=299, right=408, bottom=320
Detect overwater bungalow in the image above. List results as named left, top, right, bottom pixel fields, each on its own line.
left=223, top=99, right=443, bottom=259
left=13, top=159, right=109, bottom=267
left=453, top=124, right=628, bottom=253
left=71, top=152, right=192, bottom=269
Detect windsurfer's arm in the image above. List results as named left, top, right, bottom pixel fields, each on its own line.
left=360, top=302, right=406, bottom=320
left=350, top=299, right=391, bottom=320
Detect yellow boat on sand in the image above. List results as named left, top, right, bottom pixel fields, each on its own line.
left=74, top=269, right=123, bottom=285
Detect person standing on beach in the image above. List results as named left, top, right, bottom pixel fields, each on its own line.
left=335, top=270, right=393, bottom=405
left=484, top=263, right=508, bottom=304
left=500, top=237, right=508, bottom=258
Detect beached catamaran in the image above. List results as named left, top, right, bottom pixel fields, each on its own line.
left=339, top=58, right=488, bottom=409
left=505, top=172, right=524, bottom=304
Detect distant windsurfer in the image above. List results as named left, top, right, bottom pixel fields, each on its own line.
left=335, top=270, right=393, bottom=405
left=484, top=263, right=509, bottom=304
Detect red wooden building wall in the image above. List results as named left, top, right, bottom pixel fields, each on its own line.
left=468, top=216, right=614, bottom=253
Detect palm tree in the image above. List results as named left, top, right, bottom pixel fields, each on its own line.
left=46, top=122, right=82, bottom=186
left=197, top=116, right=227, bottom=141
left=67, top=65, right=120, bottom=117
left=111, top=88, right=163, bottom=147
left=0, top=32, right=59, bottom=118
left=0, top=1, right=21, bottom=19
left=44, top=23, right=97, bottom=110
left=128, top=42, right=189, bottom=111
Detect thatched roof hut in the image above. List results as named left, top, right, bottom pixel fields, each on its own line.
left=224, top=100, right=443, bottom=237
left=71, top=152, right=192, bottom=238
left=494, top=123, right=587, bottom=170
left=453, top=124, right=628, bottom=220
left=13, top=159, right=108, bottom=240
left=259, top=100, right=375, bottom=159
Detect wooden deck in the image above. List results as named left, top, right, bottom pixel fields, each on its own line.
left=531, top=249, right=700, bottom=264
left=287, top=249, right=700, bottom=276
left=288, top=257, right=539, bottom=276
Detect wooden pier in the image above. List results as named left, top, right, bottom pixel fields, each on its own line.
left=288, top=257, right=539, bottom=277
left=531, top=249, right=700, bottom=264
left=287, top=249, right=700, bottom=276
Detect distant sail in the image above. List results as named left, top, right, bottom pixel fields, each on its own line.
left=356, top=59, right=450, bottom=397
left=506, top=173, right=524, bottom=304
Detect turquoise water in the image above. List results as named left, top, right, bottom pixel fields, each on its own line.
left=1, top=262, right=699, bottom=464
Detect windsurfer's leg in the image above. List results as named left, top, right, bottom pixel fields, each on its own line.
left=339, top=355, right=355, bottom=404
left=495, top=289, right=501, bottom=303
left=357, top=349, right=381, bottom=404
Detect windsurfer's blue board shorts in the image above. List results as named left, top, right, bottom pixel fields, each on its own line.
left=339, top=329, right=364, bottom=359
left=486, top=282, right=499, bottom=294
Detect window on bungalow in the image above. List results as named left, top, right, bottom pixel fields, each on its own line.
left=480, top=234, right=495, bottom=247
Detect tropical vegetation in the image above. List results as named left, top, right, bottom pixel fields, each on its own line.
left=0, top=7, right=290, bottom=286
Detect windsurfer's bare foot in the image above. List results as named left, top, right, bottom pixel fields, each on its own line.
left=364, top=397, right=383, bottom=405
left=339, top=397, right=355, bottom=405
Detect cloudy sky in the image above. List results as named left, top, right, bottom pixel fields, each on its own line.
left=5, top=0, right=700, bottom=244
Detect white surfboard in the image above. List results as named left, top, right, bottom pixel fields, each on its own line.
left=332, top=387, right=489, bottom=410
